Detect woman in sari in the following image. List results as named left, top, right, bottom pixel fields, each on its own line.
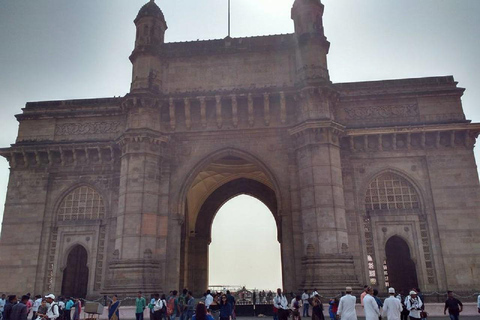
left=72, top=299, right=82, bottom=320
left=312, top=295, right=325, bottom=320
left=108, top=295, right=121, bottom=320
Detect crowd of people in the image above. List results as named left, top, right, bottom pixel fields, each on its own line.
left=0, top=287, right=477, bottom=320
left=0, top=294, right=82, bottom=320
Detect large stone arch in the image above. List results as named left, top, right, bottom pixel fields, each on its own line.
left=175, top=148, right=288, bottom=295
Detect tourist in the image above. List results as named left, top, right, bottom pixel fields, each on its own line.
left=311, top=295, right=324, bottom=320
left=205, top=291, right=213, bottom=310
left=160, top=295, right=168, bottom=320
left=44, top=294, right=60, bottom=320
left=405, top=291, right=422, bottom=320
left=192, top=303, right=213, bottom=320
left=363, top=287, right=380, bottom=320
left=209, top=294, right=220, bottom=320
left=337, top=287, right=357, bottom=320
left=225, top=291, right=235, bottom=320
left=152, top=294, right=163, bottom=320
left=477, top=293, right=480, bottom=314
left=178, top=289, right=188, bottom=320
left=373, top=289, right=383, bottom=315
left=185, top=292, right=195, bottom=320
left=11, top=296, right=28, bottom=320
left=108, top=295, right=120, bottom=320
left=310, top=290, right=319, bottom=301
left=31, top=296, right=42, bottom=320
left=72, top=299, right=82, bottom=320
left=57, top=297, right=65, bottom=320
left=167, top=291, right=177, bottom=320
left=64, top=298, right=73, bottom=320
left=360, top=286, right=368, bottom=307
left=219, top=295, right=232, bottom=320
left=302, top=291, right=310, bottom=318
left=136, top=292, right=147, bottom=320
left=383, top=288, right=402, bottom=320
left=4, top=295, right=18, bottom=320
left=24, top=295, right=32, bottom=319
left=328, top=298, right=338, bottom=320
left=291, top=295, right=302, bottom=320
left=444, top=291, right=463, bottom=320
left=0, top=294, right=6, bottom=320
left=36, top=300, right=47, bottom=320
left=273, top=289, right=289, bottom=320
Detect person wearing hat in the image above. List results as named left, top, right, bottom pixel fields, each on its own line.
left=337, top=287, right=357, bottom=320
left=44, top=295, right=59, bottom=320
left=383, top=289, right=402, bottom=320
left=405, top=291, right=422, bottom=320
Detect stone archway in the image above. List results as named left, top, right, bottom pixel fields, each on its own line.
left=385, top=236, right=418, bottom=295
left=61, top=245, right=89, bottom=298
left=179, top=155, right=283, bottom=295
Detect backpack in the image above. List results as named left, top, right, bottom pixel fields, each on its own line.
left=167, top=297, right=175, bottom=316
left=161, top=300, right=167, bottom=313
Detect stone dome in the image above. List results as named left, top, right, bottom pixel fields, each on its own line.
left=135, top=0, right=166, bottom=22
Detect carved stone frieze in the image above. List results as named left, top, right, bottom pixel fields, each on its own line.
left=55, top=121, right=122, bottom=136
left=343, top=104, right=419, bottom=120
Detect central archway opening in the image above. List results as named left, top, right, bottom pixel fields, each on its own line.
left=209, top=194, right=282, bottom=290
left=62, top=245, right=88, bottom=298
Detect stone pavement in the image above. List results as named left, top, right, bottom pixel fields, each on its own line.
left=81, top=304, right=479, bottom=320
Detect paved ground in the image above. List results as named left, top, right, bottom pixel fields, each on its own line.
left=83, top=304, right=479, bottom=320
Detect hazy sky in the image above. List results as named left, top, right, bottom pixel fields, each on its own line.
left=0, top=0, right=479, bottom=290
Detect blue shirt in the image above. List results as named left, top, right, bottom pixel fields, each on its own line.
left=65, top=300, right=74, bottom=311
left=220, top=303, right=232, bottom=318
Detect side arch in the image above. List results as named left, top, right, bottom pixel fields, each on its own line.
left=360, top=168, right=426, bottom=214
left=53, top=184, right=108, bottom=222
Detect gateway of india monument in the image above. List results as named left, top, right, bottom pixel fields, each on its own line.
left=1, top=0, right=480, bottom=298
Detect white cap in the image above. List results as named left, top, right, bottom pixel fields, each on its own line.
left=45, top=294, right=55, bottom=300
left=388, top=288, right=395, bottom=294
left=409, top=291, right=417, bottom=295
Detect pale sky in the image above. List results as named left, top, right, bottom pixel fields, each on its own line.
left=0, top=0, right=479, bottom=291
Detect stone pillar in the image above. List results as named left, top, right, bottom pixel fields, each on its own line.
left=105, top=97, right=170, bottom=295
left=290, top=89, right=359, bottom=293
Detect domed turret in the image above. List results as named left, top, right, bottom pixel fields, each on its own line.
left=129, top=0, right=168, bottom=94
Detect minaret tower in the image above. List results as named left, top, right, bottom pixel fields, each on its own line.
left=290, top=0, right=360, bottom=294
left=291, top=0, right=331, bottom=86
left=129, top=0, right=167, bottom=93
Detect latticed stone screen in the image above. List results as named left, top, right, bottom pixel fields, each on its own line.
left=365, top=173, right=419, bottom=210
left=58, top=186, right=105, bottom=221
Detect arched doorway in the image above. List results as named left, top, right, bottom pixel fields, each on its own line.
left=385, top=236, right=418, bottom=294
left=62, top=245, right=89, bottom=298
left=179, top=153, right=286, bottom=295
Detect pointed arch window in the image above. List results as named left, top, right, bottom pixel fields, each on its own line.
left=57, top=186, right=105, bottom=221
left=365, top=173, right=419, bottom=211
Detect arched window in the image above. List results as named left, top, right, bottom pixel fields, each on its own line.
left=57, top=186, right=105, bottom=221
left=365, top=173, right=419, bottom=211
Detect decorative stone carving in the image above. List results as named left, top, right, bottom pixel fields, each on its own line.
left=344, top=104, right=419, bottom=120
left=55, top=121, right=121, bottom=136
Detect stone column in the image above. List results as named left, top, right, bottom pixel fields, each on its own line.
left=290, top=89, right=359, bottom=293
left=105, top=97, right=170, bottom=295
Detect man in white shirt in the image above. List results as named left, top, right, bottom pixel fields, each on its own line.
left=337, top=287, right=357, bottom=320
left=405, top=291, right=423, bottom=320
left=205, top=291, right=213, bottom=310
left=153, top=293, right=164, bottom=320
left=301, top=290, right=310, bottom=317
left=273, top=289, right=289, bottom=320
left=311, top=289, right=319, bottom=299
left=363, top=287, right=380, bottom=320
left=477, top=294, right=480, bottom=313
left=0, top=294, right=6, bottom=319
left=45, top=294, right=60, bottom=320
left=383, top=288, right=402, bottom=320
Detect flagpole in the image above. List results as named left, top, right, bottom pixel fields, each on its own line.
left=228, top=0, right=231, bottom=37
